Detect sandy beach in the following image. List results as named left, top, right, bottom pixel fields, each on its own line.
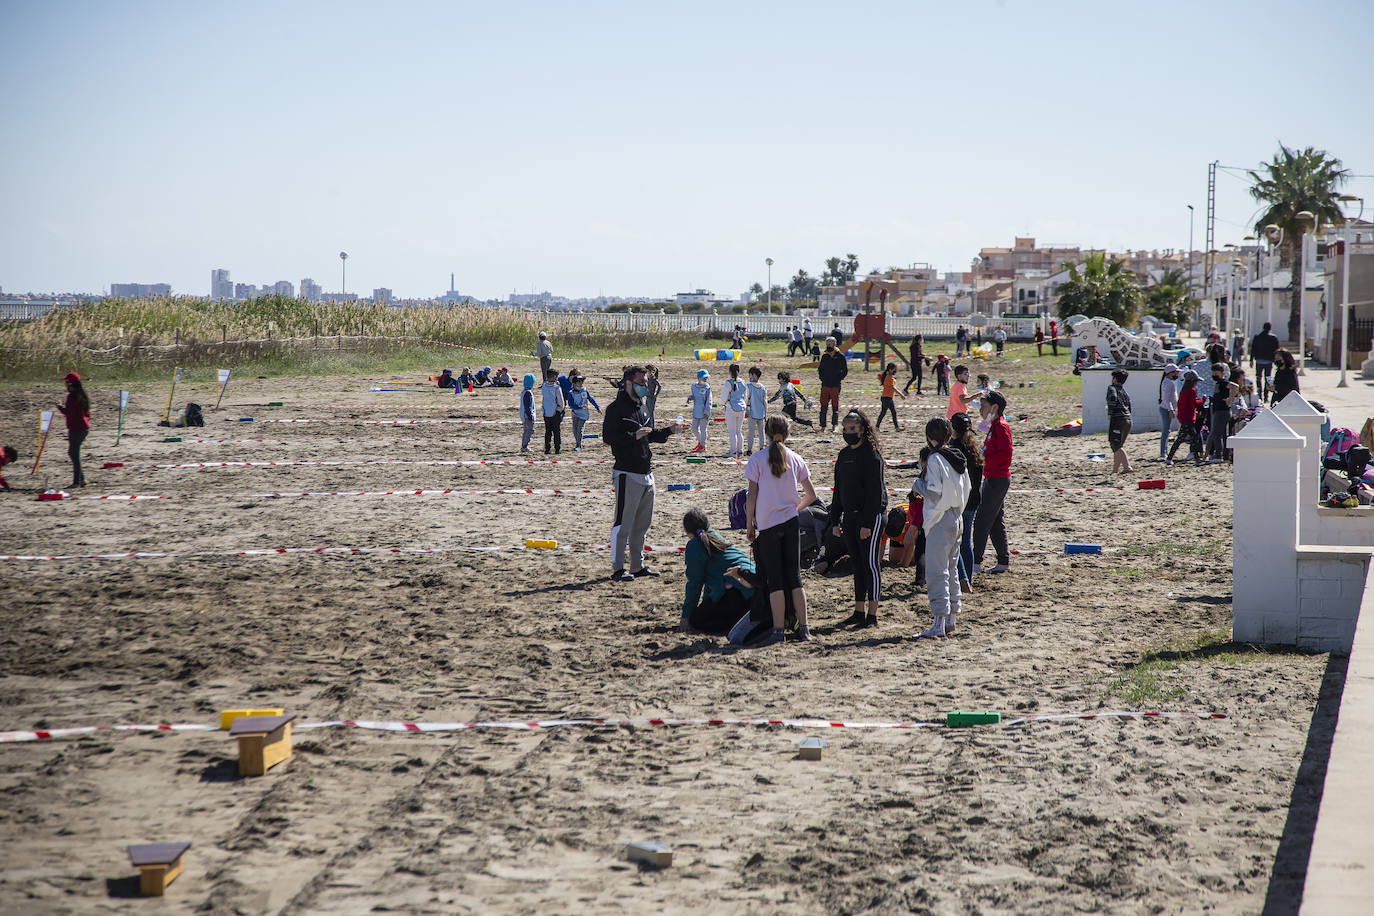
left=0, top=352, right=1330, bottom=913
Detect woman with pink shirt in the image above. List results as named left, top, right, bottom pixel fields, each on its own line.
left=744, top=415, right=818, bottom=646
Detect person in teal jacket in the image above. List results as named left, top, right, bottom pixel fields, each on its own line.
left=680, top=507, right=755, bottom=634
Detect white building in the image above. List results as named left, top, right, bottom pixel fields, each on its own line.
left=271, top=280, right=294, bottom=297
left=675, top=289, right=714, bottom=307
left=373, top=287, right=392, bottom=304
left=300, top=278, right=322, bottom=301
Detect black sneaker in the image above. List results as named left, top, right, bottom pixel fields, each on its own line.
left=856, top=615, right=878, bottom=629
left=792, top=625, right=813, bottom=641
left=745, top=627, right=785, bottom=648
left=839, top=611, right=867, bottom=628
left=632, top=567, right=660, bottom=578
left=611, top=570, right=635, bottom=582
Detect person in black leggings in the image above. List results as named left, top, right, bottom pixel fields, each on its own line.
left=830, top=409, right=887, bottom=628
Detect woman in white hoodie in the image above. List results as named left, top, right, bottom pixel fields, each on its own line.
left=909, top=417, right=972, bottom=638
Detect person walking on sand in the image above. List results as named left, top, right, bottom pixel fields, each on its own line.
left=830, top=410, right=887, bottom=629
left=876, top=363, right=903, bottom=430
left=744, top=415, right=817, bottom=646
left=903, top=334, right=931, bottom=395
left=972, top=389, right=1012, bottom=574
left=1166, top=370, right=1205, bottom=466
left=722, top=363, right=747, bottom=458
left=745, top=366, right=768, bottom=452
left=1106, top=369, right=1133, bottom=475
left=910, top=417, right=971, bottom=638
left=567, top=372, right=601, bottom=452
left=1250, top=321, right=1279, bottom=400
left=816, top=337, right=848, bottom=431
left=949, top=412, right=983, bottom=594
left=769, top=372, right=814, bottom=428
left=536, top=331, right=553, bottom=377
left=56, top=371, right=91, bottom=488
left=802, top=317, right=813, bottom=354
left=603, top=366, right=682, bottom=582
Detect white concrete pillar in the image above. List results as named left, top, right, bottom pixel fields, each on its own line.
left=1230, top=410, right=1305, bottom=645
left=1273, top=392, right=1325, bottom=544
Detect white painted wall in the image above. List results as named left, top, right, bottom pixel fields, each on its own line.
left=1079, top=368, right=1170, bottom=435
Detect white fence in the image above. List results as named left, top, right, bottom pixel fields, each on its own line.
left=0, top=301, right=74, bottom=321
left=532, top=310, right=1046, bottom=340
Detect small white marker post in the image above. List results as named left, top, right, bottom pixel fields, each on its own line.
left=115, top=390, right=129, bottom=446
left=214, top=368, right=232, bottom=410
left=32, top=410, right=53, bottom=474
left=162, top=367, right=182, bottom=423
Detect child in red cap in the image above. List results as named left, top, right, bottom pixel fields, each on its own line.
left=0, top=445, right=17, bottom=490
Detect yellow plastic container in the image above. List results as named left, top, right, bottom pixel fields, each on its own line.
left=525, top=538, right=558, bottom=549
left=220, top=708, right=285, bottom=730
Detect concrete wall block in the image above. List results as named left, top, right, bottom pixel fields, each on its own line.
left=1262, top=614, right=1298, bottom=645
left=1297, top=615, right=1355, bottom=646
left=1300, top=578, right=1343, bottom=598
left=1301, top=596, right=1358, bottom=619
left=1297, top=633, right=1354, bottom=653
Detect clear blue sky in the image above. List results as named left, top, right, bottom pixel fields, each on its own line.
left=2, top=0, right=1371, bottom=300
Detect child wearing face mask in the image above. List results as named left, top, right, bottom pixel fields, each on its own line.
left=830, top=410, right=887, bottom=628
left=687, top=369, right=714, bottom=453
left=567, top=372, right=601, bottom=451
left=909, top=417, right=971, bottom=638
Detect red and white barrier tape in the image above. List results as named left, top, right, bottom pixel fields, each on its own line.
left=121, top=456, right=939, bottom=471
left=258, top=418, right=519, bottom=425
left=0, top=710, right=1226, bottom=743
left=251, top=487, right=617, bottom=499
left=0, top=543, right=690, bottom=562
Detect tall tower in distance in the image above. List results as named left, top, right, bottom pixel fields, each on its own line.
left=210, top=269, right=232, bottom=300
left=450, top=273, right=455, bottom=294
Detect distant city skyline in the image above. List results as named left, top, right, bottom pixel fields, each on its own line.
left=2, top=1, right=1372, bottom=301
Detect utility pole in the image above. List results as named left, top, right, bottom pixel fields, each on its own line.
left=1188, top=204, right=1197, bottom=326
left=1204, top=162, right=1217, bottom=326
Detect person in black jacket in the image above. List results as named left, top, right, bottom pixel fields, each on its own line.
left=1249, top=321, right=1280, bottom=400
left=816, top=337, right=850, bottom=431
left=830, top=409, right=888, bottom=628
left=602, top=365, right=682, bottom=581
left=949, top=412, right=983, bottom=594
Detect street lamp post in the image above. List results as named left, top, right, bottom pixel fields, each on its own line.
left=1295, top=211, right=1315, bottom=375
left=340, top=251, right=348, bottom=297
left=765, top=257, right=774, bottom=317
left=1187, top=204, right=1196, bottom=326
left=1264, top=224, right=1283, bottom=346
left=1337, top=194, right=1365, bottom=388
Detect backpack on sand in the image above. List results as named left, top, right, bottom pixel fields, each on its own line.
left=728, top=488, right=748, bottom=530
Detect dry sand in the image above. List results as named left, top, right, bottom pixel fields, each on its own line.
left=0, top=351, right=1330, bottom=913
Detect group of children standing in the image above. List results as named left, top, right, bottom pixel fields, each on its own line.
left=520, top=368, right=601, bottom=454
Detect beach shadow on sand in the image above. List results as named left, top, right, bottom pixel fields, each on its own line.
left=1260, top=652, right=1349, bottom=915
left=501, top=577, right=610, bottom=598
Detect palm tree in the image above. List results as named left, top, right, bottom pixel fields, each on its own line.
left=1143, top=267, right=1194, bottom=326
left=1055, top=252, right=1142, bottom=328
left=1249, top=144, right=1349, bottom=343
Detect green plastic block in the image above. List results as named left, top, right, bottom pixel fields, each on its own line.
left=268, top=401, right=284, bottom=407
left=685, top=456, right=707, bottom=464
left=946, top=710, right=1001, bottom=727
left=163, top=436, right=182, bottom=443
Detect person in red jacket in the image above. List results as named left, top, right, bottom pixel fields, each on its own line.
left=0, top=445, right=17, bottom=491
left=55, top=371, right=91, bottom=488
left=1165, top=370, right=1204, bottom=466
left=972, top=389, right=1012, bottom=573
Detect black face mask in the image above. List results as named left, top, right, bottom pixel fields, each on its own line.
left=842, top=431, right=861, bottom=446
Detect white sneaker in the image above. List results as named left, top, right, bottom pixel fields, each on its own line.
left=915, top=620, right=946, bottom=639
left=986, top=564, right=1010, bottom=574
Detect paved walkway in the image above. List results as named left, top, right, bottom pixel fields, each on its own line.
left=1288, top=366, right=1374, bottom=434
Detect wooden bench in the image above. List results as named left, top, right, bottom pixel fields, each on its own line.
left=229, top=713, right=295, bottom=777
left=127, top=841, right=190, bottom=896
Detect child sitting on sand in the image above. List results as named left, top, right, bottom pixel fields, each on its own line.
left=437, top=369, right=457, bottom=389
left=491, top=367, right=514, bottom=387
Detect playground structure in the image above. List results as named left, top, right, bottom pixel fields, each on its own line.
left=1067, top=317, right=1170, bottom=367
left=802, top=278, right=912, bottom=373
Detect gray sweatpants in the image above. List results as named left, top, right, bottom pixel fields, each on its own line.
left=521, top=417, right=535, bottom=451
left=746, top=416, right=765, bottom=453
left=611, top=470, right=655, bottom=573
left=924, top=509, right=962, bottom=623
left=692, top=415, right=709, bottom=447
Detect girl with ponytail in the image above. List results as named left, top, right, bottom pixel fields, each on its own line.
left=743, top=415, right=817, bottom=646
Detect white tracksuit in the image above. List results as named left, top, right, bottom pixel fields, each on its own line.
left=910, top=451, right=972, bottom=634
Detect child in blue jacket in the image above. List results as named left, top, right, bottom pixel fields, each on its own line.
left=567, top=372, right=601, bottom=451
left=519, top=373, right=537, bottom=453
left=686, top=369, right=713, bottom=453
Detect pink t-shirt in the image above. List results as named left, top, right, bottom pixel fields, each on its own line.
left=745, top=446, right=811, bottom=532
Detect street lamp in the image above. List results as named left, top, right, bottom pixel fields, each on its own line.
left=1295, top=210, right=1315, bottom=375
left=765, top=257, right=774, bottom=317
left=339, top=251, right=348, bottom=297
left=1222, top=242, right=1238, bottom=334
left=1264, top=224, right=1283, bottom=345
left=1337, top=194, right=1365, bottom=387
